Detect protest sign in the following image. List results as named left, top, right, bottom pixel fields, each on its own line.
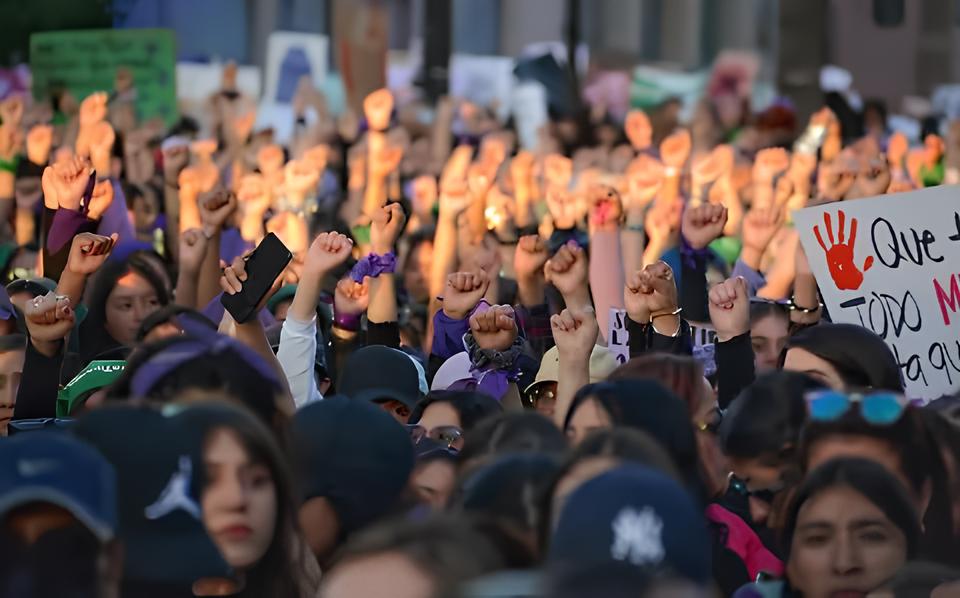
left=262, top=32, right=329, bottom=105
left=30, top=29, right=177, bottom=125
left=608, top=308, right=630, bottom=364
left=794, top=187, right=960, bottom=401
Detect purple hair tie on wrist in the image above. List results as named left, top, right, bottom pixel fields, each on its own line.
left=350, top=252, right=397, bottom=282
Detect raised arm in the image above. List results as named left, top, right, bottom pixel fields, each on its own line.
left=709, top=276, right=754, bottom=409
left=196, top=188, right=239, bottom=309
left=281, top=231, right=354, bottom=408
left=367, top=203, right=406, bottom=327
left=550, top=306, right=599, bottom=428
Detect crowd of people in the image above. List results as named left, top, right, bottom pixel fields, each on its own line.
left=0, top=58, right=957, bottom=597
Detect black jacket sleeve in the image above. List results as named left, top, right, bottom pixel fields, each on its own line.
left=366, top=321, right=401, bottom=349
left=716, top=332, right=756, bottom=410
left=13, top=341, right=65, bottom=420
left=627, top=317, right=693, bottom=359
left=679, top=252, right=710, bottom=323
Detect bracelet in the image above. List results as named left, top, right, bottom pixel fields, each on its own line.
left=650, top=307, right=682, bottom=321
left=333, top=311, right=361, bottom=332
left=788, top=297, right=821, bottom=314
left=651, top=315, right=682, bottom=337
left=350, top=252, right=397, bottom=282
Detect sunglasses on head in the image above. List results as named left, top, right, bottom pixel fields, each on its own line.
left=805, top=390, right=909, bottom=426
left=406, top=424, right=464, bottom=449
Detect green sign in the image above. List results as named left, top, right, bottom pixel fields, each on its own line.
left=30, top=28, right=177, bottom=125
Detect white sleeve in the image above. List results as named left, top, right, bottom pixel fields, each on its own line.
left=277, top=314, right=323, bottom=409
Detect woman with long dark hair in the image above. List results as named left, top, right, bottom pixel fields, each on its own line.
left=735, top=458, right=920, bottom=597
left=175, top=401, right=318, bottom=597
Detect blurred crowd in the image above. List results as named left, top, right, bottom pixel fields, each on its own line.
left=0, top=59, right=957, bottom=598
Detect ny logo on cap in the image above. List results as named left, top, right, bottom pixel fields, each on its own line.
left=610, top=506, right=665, bottom=566
left=144, top=455, right=201, bottom=520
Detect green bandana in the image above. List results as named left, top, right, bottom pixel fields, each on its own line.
left=56, top=360, right=126, bottom=417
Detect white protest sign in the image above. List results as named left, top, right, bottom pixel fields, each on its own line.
left=263, top=32, right=329, bottom=105
left=794, top=188, right=960, bottom=401
left=608, top=308, right=630, bottom=364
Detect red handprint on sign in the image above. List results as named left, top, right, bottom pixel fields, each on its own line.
left=814, top=210, right=874, bottom=291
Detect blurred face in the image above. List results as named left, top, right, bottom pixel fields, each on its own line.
left=551, top=456, right=620, bottom=528
left=272, top=299, right=292, bottom=322
left=403, top=241, right=433, bottom=304
left=321, top=552, right=433, bottom=598
left=751, top=314, right=789, bottom=373
left=0, top=348, right=24, bottom=435
left=729, top=456, right=785, bottom=525
left=376, top=400, right=411, bottom=425
left=788, top=486, right=908, bottom=598
left=105, top=272, right=161, bottom=345
left=565, top=398, right=612, bottom=445
left=415, top=401, right=463, bottom=451
left=202, top=428, right=277, bottom=570
left=411, top=459, right=456, bottom=510
left=783, top=348, right=845, bottom=390
left=131, top=191, right=159, bottom=231
left=299, top=496, right=340, bottom=563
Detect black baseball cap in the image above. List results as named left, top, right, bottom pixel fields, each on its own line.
left=339, top=345, right=425, bottom=409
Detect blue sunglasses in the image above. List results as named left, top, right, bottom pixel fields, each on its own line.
left=805, top=391, right=908, bottom=426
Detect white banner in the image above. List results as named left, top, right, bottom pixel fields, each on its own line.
left=794, top=187, right=960, bottom=400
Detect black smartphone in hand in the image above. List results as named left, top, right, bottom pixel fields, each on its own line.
left=220, top=233, right=292, bottom=323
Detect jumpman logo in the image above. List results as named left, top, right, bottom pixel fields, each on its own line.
left=144, top=455, right=202, bottom=520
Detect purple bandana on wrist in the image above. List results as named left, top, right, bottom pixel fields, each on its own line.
left=680, top=235, right=713, bottom=270
left=350, top=252, right=397, bottom=282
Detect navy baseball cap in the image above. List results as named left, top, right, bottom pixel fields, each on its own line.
left=72, top=406, right=232, bottom=584
left=548, top=465, right=711, bottom=585
left=0, top=432, right=117, bottom=542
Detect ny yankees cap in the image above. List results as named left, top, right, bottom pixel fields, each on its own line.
left=72, top=405, right=232, bottom=584
left=0, top=432, right=117, bottom=542
left=548, top=465, right=711, bottom=585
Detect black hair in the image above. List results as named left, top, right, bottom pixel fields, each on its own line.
left=883, top=561, right=960, bottom=597
left=135, top=304, right=217, bottom=342
left=457, top=412, right=567, bottom=470
left=105, top=335, right=285, bottom=431
left=782, top=323, right=904, bottom=391
left=782, top=457, right=920, bottom=559
left=720, top=371, right=823, bottom=460
left=174, top=402, right=309, bottom=598
left=749, top=300, right=789, bottom=325
left=452, top=452, right=560, bottom=557
left=862, top=98, right=888, bottom=126
left=537, top=428, right=682, bottom=554
left=325, top=516, right=506, bottom=595
left=80, top=257, right=170, bottom=361
left=799, top=406, right=956, bottom=564
left=563, top=380, right=704, bottom=501
left=409, top=390, right=503, bottom=432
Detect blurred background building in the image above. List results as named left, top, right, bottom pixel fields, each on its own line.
left=2, top=0, right=960, bottom=124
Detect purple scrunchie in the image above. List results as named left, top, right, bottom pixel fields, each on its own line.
left=350, top=252, right=397, bottom=282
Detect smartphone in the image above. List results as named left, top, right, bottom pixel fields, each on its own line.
left=220, top=233, right=292, bottom=323
left=79, top=170, right=96, bottom=216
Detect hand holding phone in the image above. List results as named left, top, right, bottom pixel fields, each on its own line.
left=220, top=233, right=292, bottom=323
